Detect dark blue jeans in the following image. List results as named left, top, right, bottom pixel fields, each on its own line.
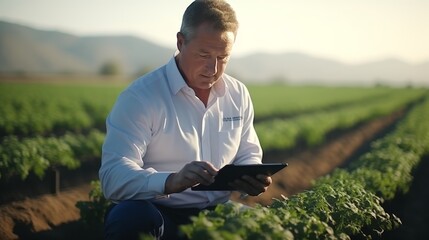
left=104, top=200, right=215, bottom=240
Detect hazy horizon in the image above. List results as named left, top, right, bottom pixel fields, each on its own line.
left=1, top=0, right=428, bottom=65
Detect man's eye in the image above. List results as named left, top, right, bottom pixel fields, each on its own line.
left=200, top=54, right=210, bottom=59
left=217, top=56, right=229, bottom=62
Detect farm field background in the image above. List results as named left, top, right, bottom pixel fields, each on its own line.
left=0, top=79, right=428, bottom=239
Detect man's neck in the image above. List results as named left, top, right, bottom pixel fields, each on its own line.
left=194, top=88, right=210, bottom=107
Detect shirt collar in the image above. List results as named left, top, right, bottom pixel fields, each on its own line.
left=166, top=54, right=187, bottom=95
left=166, top=52, right=227, bottom=97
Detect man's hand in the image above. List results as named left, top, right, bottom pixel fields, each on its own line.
left=228, top=174, right=272, bottom=196
left=164, top=161, right=218, bottom=194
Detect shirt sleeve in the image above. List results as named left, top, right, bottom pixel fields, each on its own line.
left=99, top=89, right=172, bottom=201
left=232, top=85, right=263, bottom=165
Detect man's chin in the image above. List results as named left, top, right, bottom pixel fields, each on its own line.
left=199, top=82, right=215, bottom=89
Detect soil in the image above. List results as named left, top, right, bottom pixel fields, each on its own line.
left=1, top=108, right=428, bottom=240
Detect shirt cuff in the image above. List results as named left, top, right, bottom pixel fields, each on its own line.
left=147, top=172, right=173, bottom=198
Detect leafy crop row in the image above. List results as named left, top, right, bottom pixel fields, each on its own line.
left=0, top=130, right=104, bottom=180
left=0, top=83, right=121, bottom=136
left=249, top=85, right=397, bottom=119
left=181, top=180, right=398, bottom=240
left=256, top=89, right=427, bottom=151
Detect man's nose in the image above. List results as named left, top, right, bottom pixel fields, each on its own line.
left=205, top=58, right=218, bottom=76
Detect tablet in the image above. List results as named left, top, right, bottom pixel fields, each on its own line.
left=191, top=163, right=288, bottom=191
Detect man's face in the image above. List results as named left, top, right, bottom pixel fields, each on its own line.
left=176, top=22, right=235, bottom=91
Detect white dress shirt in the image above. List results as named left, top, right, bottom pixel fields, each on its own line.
left=99, top=56, right=262, bottom=209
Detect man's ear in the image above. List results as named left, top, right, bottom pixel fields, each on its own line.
left=176, top=32, right=185, bottom=51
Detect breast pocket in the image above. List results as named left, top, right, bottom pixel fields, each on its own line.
left=220, top=115, right=243, bottom=132
left=218, top=114, right=243, bottom=165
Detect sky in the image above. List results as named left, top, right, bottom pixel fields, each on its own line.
left=0, top=0, right=428, bottom=64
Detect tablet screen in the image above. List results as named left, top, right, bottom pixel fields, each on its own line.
left=191, top=163, right=288, bottom=191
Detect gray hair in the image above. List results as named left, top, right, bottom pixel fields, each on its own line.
left=180, top=0, right=239, bottom=43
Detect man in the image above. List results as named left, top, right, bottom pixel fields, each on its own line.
left=100, top=0, right=272, bottom=239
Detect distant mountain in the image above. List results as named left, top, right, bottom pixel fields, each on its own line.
left=0, top=20, right=174, bottom=74
left=228, top=53, right=429, bottom=86
left=1, top=20, right=428, bottom=86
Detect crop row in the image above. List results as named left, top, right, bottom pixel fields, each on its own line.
left=0, top=129, right=104, bottom=180
left=179, top=92, right=429, bottom=239
left=250, top=85, right=412, bottom=119
left=0, top=83, right=121, bottom=136
left=256, top=89, right=428, bottom=151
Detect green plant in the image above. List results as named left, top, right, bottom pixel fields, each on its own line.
left=76, top=180, right=111, bottom=226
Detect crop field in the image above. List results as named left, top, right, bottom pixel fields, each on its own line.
left=0, top=81, right=428, bottom=239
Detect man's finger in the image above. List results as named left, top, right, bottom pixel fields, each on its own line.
left=194, top=161, right=218, bottom=176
